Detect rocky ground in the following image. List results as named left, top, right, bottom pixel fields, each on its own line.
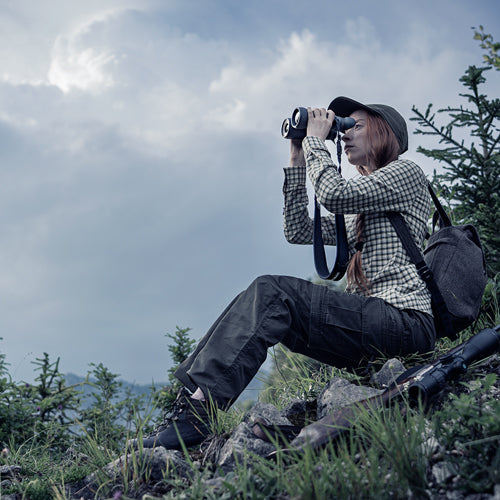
left=1, top=352, right=499, bottom=499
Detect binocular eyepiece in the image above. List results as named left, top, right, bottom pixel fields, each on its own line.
left=281, top=107, right=355, bottom=141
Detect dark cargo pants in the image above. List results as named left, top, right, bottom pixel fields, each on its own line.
left=174, top=275, right=435, bottom=407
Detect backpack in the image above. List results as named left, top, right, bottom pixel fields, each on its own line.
left=387, top=184, right=488, bottom=340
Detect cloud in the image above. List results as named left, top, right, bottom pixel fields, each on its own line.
left=1, top=10, right=475, bottom=163
left=1, top=2, right=498, bottom=384
left=48, top=41, right=117, bottom=94
left=206, top=23, right=469, bottom=130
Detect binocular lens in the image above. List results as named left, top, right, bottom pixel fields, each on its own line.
left=281, top=118, right=304, bottom=139
left=291, top=108, right=308, bottom=129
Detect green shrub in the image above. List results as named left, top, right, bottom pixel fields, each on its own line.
left=433, top=373, right=500, bottom=493
left=79, top=362, right=146, bottom=450
left=151, top=326, right=196, bottom=414
left=0, top=352, right=81, bottom=451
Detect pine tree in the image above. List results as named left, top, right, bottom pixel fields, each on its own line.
left=474, top=25, right=500, bottom=70
left=411, top=29, right=500, bottom=278
left=152, top=326, right=196, bottom=413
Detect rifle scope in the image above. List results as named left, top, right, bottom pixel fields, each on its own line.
left=408, top=325, right=500, bottom=404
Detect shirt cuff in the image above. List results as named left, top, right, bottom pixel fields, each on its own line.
left=302, top=136, right=330, bottom=156
left=283, top=165, right=307, bottom=185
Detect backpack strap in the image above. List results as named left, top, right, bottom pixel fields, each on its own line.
left=428, top=184, right=451, bottom=228
left=386, top=211, right=455, bottom=339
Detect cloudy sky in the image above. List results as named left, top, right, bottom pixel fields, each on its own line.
left=1, top=0, right=499, bottom=385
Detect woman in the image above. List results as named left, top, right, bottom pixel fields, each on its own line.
left=138, top=96, right=436, bottom=450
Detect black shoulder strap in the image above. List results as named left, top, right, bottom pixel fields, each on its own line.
left=312, top=133, right=350, bottom=280
left=386, top=213, right=427, bottom=272
left=313, top=203, right=349, bottom=280
left=386, top=209, right=454, bottom=338
left=428, top=183, right=451, bottom=228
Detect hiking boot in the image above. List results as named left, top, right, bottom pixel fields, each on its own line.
left=141, top=388, right=214, bottom=449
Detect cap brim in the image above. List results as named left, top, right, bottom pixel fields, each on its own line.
left=328, top=96, right=373, bottom=117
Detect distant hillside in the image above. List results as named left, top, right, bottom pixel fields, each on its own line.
left=64, top=371, right=266, bottom=408
left=64, top=373, right=160, bottom=404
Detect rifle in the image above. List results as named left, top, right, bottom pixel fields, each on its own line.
left=260, top=324, right=500, bottom=458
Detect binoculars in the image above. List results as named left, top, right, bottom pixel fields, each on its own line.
left=281, top=107, right=355, bottom=141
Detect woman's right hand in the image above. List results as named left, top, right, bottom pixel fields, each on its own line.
left=289, top=138, right=305, bottom=166
left=306, top=107, right=335, bottom=140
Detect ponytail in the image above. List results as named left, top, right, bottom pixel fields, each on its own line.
left=347, top=213, right=370, bottom=293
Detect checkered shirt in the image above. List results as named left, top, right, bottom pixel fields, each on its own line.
left=283, top=136, right=433, bottom=314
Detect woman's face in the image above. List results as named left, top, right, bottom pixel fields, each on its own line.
left=342, top=110, right=375, bottom=174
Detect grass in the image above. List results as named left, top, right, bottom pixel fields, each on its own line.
left=2, top=366, right=499, bottom=499
left=154, top=396, right=435, bottom=499
left=1, top=304, right=499, bottom=499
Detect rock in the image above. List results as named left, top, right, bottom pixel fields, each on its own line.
left=217, top=402, right=291, bottom=472
left=107, top=447, right=188, bottom=482
left=421, top=430, right=441, bottom=458
left=243, top=402, right=292, bottom=426
left=431, top=461, right=456, bottom=485
left=493, top=484, right=500, bottom=500
left=0, top=465, right=22, bottom=479
left=284, top=398, right=317, bottom=426
left=62, top=444, right=91, bottom=466
left=217, top=421, right=276, bottom=472
left=371, top=358, right=406, bottom=388
left=317, top=377, right=384, bottom=419
left=75, top=447, right=188, bottom=499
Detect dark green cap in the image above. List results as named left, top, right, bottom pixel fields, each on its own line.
left=329, top=96, right=408, bottom=154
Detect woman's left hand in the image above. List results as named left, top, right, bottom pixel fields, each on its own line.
left=306, top=107, right=335, bottom=141
left=289, top=138, right=305, bottom=166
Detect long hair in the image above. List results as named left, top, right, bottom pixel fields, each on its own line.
left=346, top=112, right=400, bottom=294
